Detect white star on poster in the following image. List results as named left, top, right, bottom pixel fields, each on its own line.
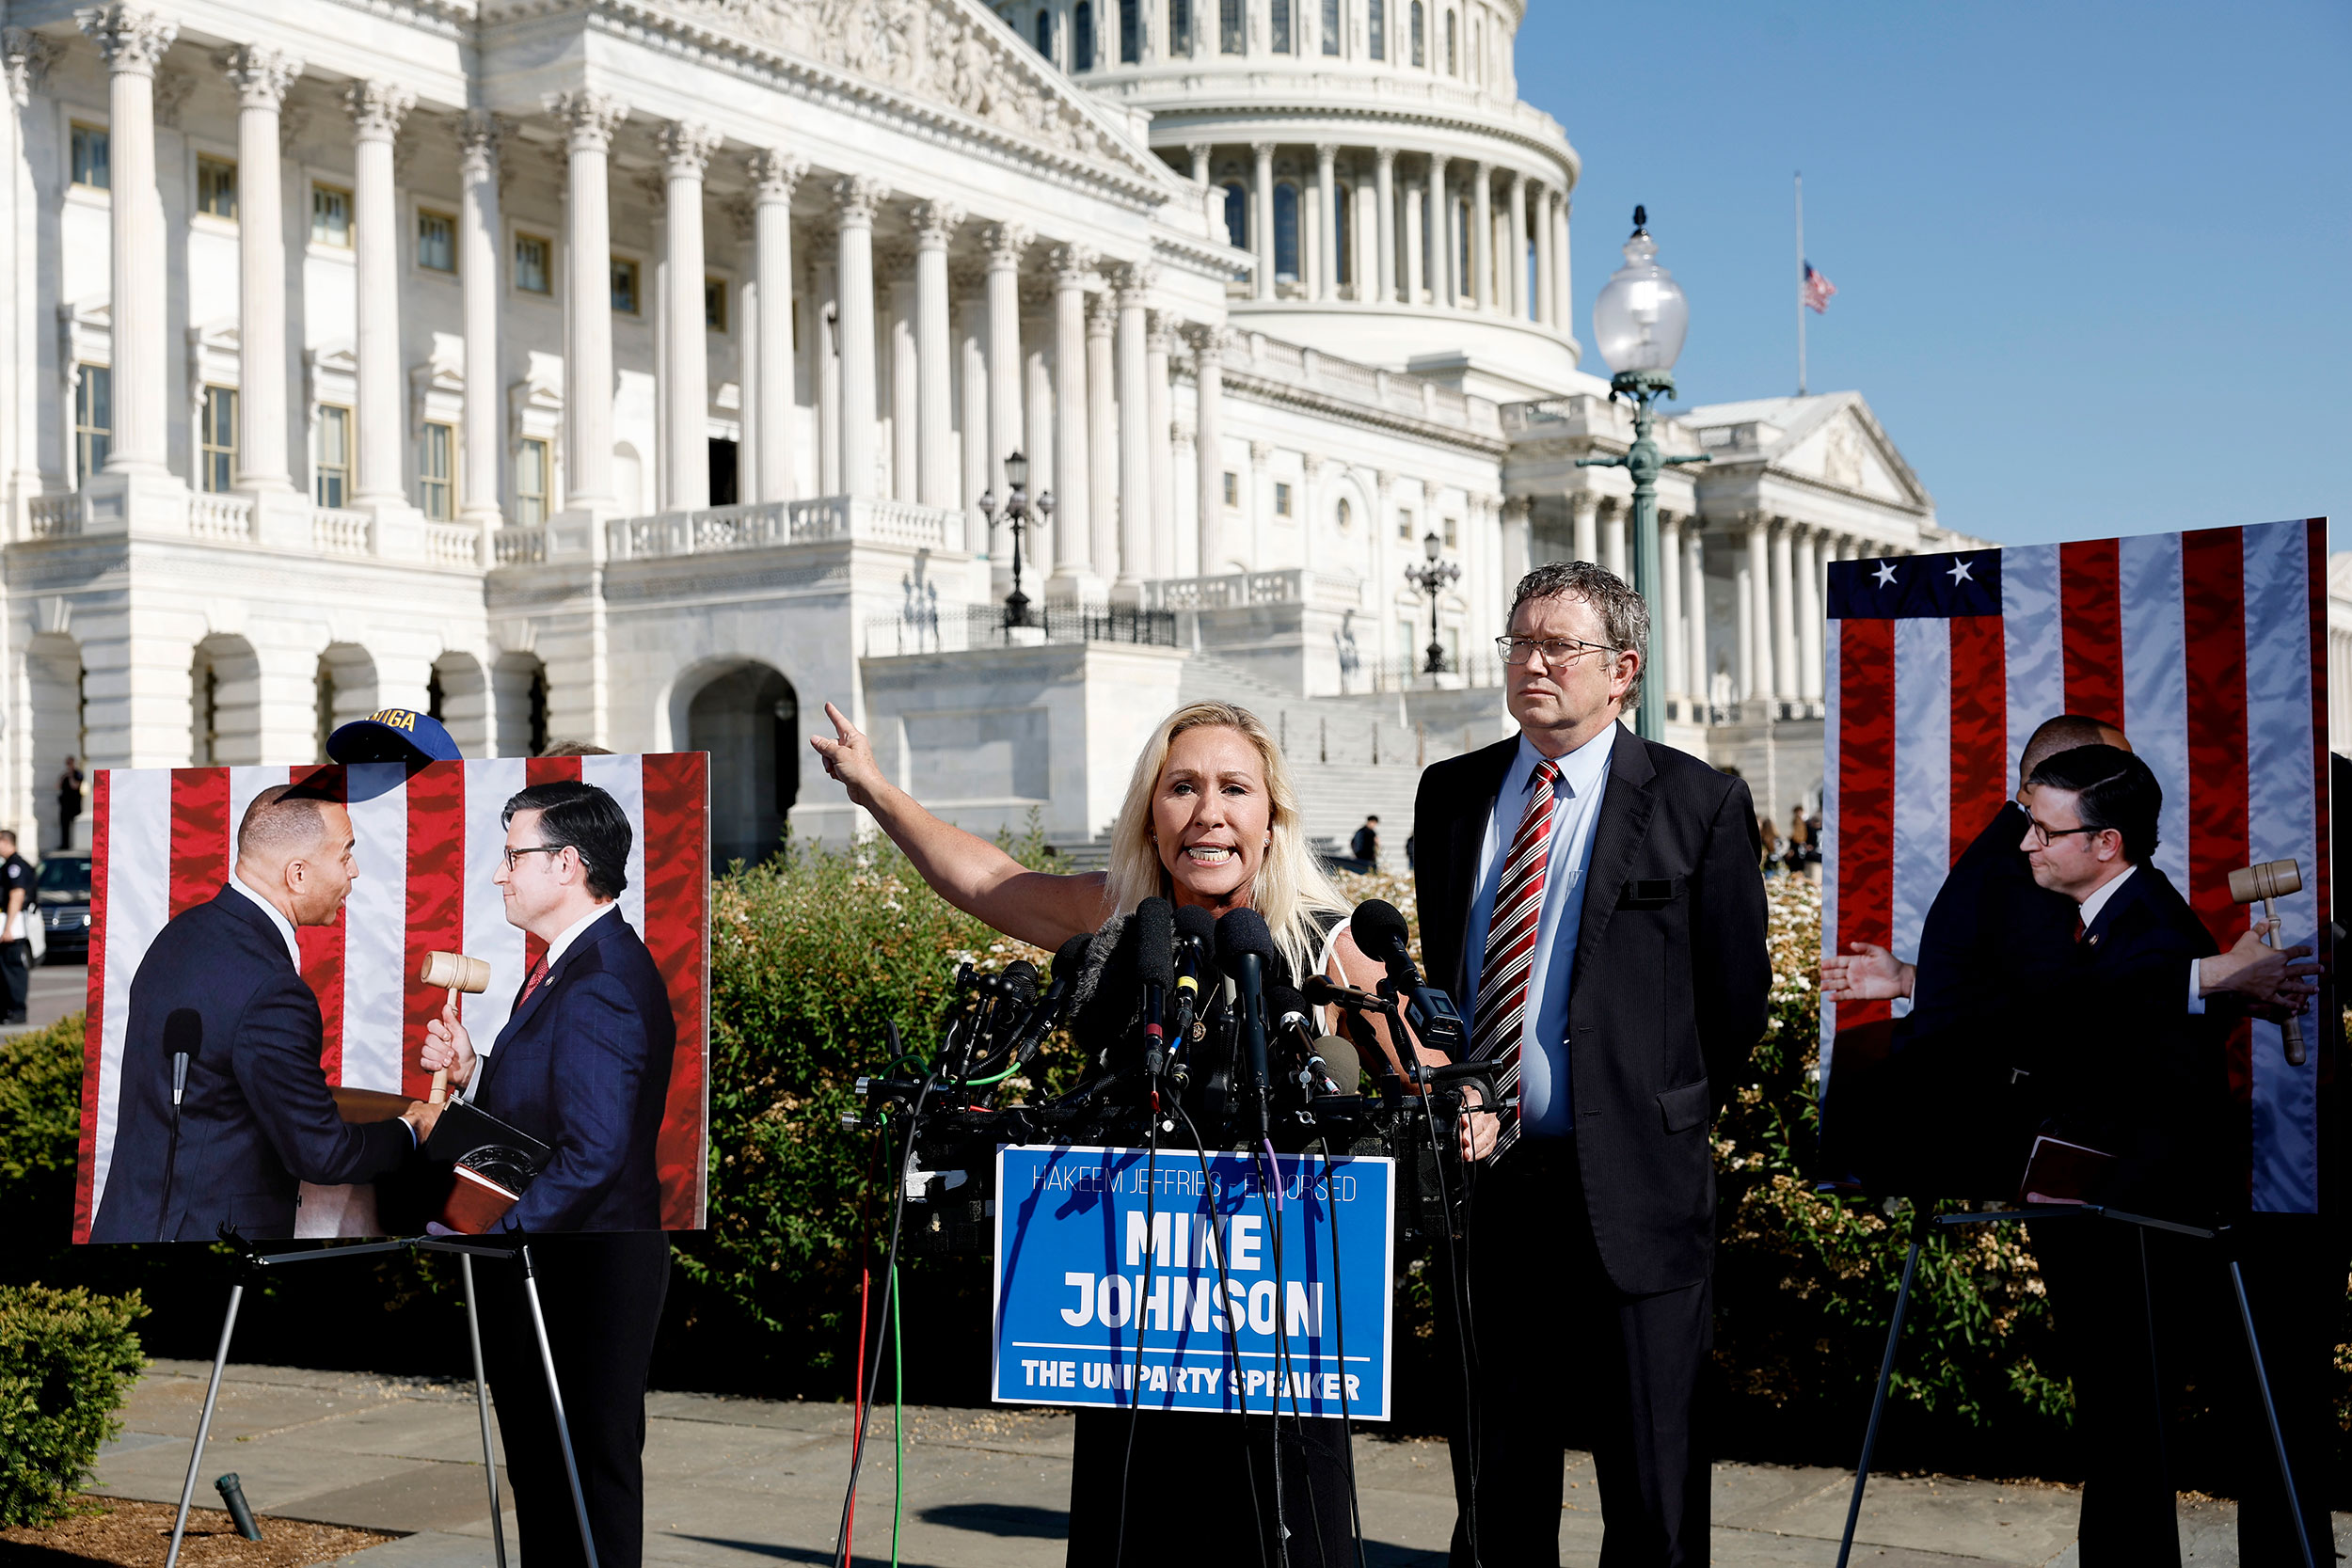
left=1947, top=558, right=1975, bottom=584
left=1873, top=561, right=1898, bottom=588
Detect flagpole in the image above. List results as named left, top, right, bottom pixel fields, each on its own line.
left=1795, top=171, right=1807, bottom=396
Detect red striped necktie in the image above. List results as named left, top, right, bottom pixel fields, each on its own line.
left=516, top=956, right=550, bottom=1009
left=1467, top=758, right=1559, bottom=1160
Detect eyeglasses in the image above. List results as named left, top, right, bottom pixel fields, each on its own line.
left=2023, top=818, right=2104, bottom=849
left=501, top=844, right=566, bottom=871
left=1495, top=635, right=1621, bottom=669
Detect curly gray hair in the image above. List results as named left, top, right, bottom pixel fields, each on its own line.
left=1507, top=560, right=1651, bottom=708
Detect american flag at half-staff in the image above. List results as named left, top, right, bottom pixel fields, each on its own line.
left=72, top=752, right=710, bottom=1242
left=1821, top=518, right=2330, bottom=1214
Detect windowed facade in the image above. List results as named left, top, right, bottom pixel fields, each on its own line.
left=516, top=437, right=550, bottom=527
left=419, top=422, right=453, bottom=518
left=311, top=183, right=352, bottom=246
left=1396, top=508, right=1412, bottom=541
left=73, top=367, right=110, bottom=484
left=314, top=407, right=353, bottom=507
left=706, top=277, right=728, bottom=332
left=1074, top=0, right=1095, bottom=68
left=70, top=124, right=108, bottom=189
left=1273, top=183, right=1300, bottom=282
left=199, top=388, right=237, bottom=493
left=197, top=157, right=236, bottom=218
left=611, top=257, right=640, bottom=314
left=1334, top=182, right=1351, bottom=284
left=1410, top=1, right=1424, bottom=65
left=1321, top=0, right=1339, bottom=53
left=1120, top=0, right=1139, bottom=62
left=1270, top=0, right=1292, bottom=51
left=515, top=233, right=552, bottom=293
left=1224, top=472, right=1239, bottom=508
left=1168, top=0, right=1192, bottom=54
left=1443, top=515, right=1458, bottom=547
left=1369, top=0, right=1385, bottom=59
left=1274, top=482, right=1293, bottom=517
left=1034, top=8, right=1054, bottom=56
left=1445, top=8, right=1455, bottom=71
left=417, top=209, right=455, bottom=272
left=1220, top=0, right=1245, bottom=52
left=1222, top=182, right=1248, bottom=247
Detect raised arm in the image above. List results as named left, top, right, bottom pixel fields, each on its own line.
left=810, top=701, right=1114, bottom=950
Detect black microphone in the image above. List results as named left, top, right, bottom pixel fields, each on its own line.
left=1008, top=933, right=1096, bottom=1071
left=1266, top=981, right=1345, bottom=1098
left=1214, top=907, right=1279, bottom=1136
left=158, top=1008, right=202, bottom=1243
left=1169, top=904, right=1217, bottom=1053
left=1301, top=973, right=1390, bottom=1014
left=973, top=960, right=1038, bottom=1077
left=1349, top=900, right=1467, bottom=1065
left=1134, top=897, right=1175, bottom=1083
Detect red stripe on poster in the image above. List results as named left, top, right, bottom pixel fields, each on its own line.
left=2180, top=529, right=2253, bottom=1123
left=72, top=770, right=112, bottom=1244
left=640, top=752, right=709, bottom=1230
left=292, top=766, right=350, bottom=1083
left=401, top=761, right=468, bottom=1101
left=1836, top=618, right=1897, bottom=1035
left=2059, top=537, right=2123, bottom=724
left=1947, top=616, right=2008, bottom=867
left=167, top=768, right=232, bottom=919
left=519, top=755, right=583, bottom=979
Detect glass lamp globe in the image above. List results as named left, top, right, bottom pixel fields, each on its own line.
left=1591, top=207, right=1689, bottom=375
left=1422, top=531, right=1442, bottom=562
left=1004, top=449, right=1030, bottom=490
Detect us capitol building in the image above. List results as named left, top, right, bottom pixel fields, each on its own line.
left=1, top=0, right=1982, bottom=864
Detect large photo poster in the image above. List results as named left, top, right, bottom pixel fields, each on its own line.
left=1820, top=518, right=2329, bottom=1213
left=72, top=752, right=710, bottom=1243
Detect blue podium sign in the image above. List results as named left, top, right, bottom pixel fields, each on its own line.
left=991, top=1144, right=1394, bottom=1421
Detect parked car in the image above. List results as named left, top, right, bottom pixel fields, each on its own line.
left=37, top=849, right=90, bottom=962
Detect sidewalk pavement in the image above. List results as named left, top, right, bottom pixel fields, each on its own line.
left=89, top=1359, right=2345, bottom=1567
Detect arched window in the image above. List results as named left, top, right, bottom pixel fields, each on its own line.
left=1222, top=182, right=1248, bottom=247
left=1456, top=197, right=1470, bottom=294
left=1220, top=0, right=1245, bottom=52
left=1168, top=0, right=1193, bottom=54
left=1035, top=7, right=1055, bottom=57
left=1273, top=182, right=1300, bottom=282
left=1336, top=498, right=1353, bottom=531
left=1334, top=182, right=1352, bottom=285
left=1074, top=0, right=1095, bottom=68
left=1444, top=8, right=1455, bottom=72
left=1369, top=0, right=1385, bottom=59
left=1270, top=0, right=1293, bottom=52
left=1120, top=0, right=1139, bottom=62
left=1409, top=0, right=1424, bottom=65
left=1321, top=0, right=1340, bottom=54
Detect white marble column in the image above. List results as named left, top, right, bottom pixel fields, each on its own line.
left=1601, top=499, right=1626, bottom=579
left=888, top=276, right=916, bottom=501
left=80, top=7, right=173, bottom=477
left=956, top=286, right=985, bottom=535
left=833, top=175, right=886, bottom=499
left=658, top=121, right=719, bottom=511
left=1248, top=439, right=1271, bottom=566
left=1403, top=170, right=1425, bottom=304
left=1251, top=142, right=1276, bottom=301
left=1506, top=169, right=1527, bottom=319
left=1470, top=162, right=1492, bottom=312
left=549, top=92, right=627, bottom=514
left=1146, top=310, right=1173, bottom=578
left=1529, top=180, right=1551, bottom=328
left=1314, top=144, right=1338, bottom=302
left=816, top=262, right=840, bottom=494
left=1048, top=245, right=1093, bottom=585
left=1550, top=191, right=1570, bottom=333
left=1188, top=142, right=1212, bottom=187
left=347, top=81, right=414, bottom=511
left=911, top=200, right=963, bottom=509
left=1734, top=550, right=1755, bottom=703
left=1683, top=523, right=1708, bottom=709
left=1501, top=496, right=1532, bottom=588
left=1745, top=513, right=1775, bottom=704
left=1425, top=153, right=1449, bottom=304
left=1189, top=324, right=1224, bottom=574
left=454, top=112, right=502, bottom=533
left=1795, top=526, right=1823, bottom=702
left=982, top=222, right=1027, bottom=501
left=222, top=47, right=300, bottom=494
left=1087, top=292, right=1117, bottom=579
left=1659, top=510, right=1684, bottom=702
left=1770, top=516, right=1797, bottom=703
left=1112, top=264, right=1152, bottom=595
left=1571, top=490, right=1597, bottom=564
left=748, top=151, right=803, bottom=503
left=1374, top=148, right=1397, bottom=305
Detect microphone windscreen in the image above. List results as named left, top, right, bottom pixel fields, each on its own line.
left=999, top=959, right=1040, bottom=1005
left=1133, top=897, right=1176, bottom=990
left=1214, top=906, right=1279, bottom=968
left=1069, top=913, right=1128, bottom=1015
left=163, top=1007, right=202, bottom=1059
left=1051, top=931, right=1094, bottom=988
left=1173, top=903, right=1217, bottom=948
left=1264, top=981, right=1310, bottom=1026
left=1350, top=899, right=1412, bottom=961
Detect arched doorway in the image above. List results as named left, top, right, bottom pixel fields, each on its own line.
left=190, top=635, right=262, bottom=766
left=687, top=662, right=799, bottom=865
left=28, top=634, right=85, bottom=853
left=494, top=654, right=548, bottom=759
left=429, top=650, right=489, bottom=757
left=314, top=643, right=378, bottom=762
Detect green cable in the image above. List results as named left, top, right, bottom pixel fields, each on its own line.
left=891, top=1258, right=905, bottom=1568
left=963, top=1062, right=1019, bottom=1086
left=882, top=1053, right=930, bottom=1077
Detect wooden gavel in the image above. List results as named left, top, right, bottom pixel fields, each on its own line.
left=421, top=950, right=492, bottom=1103
left=2227, top=859, right=2306, bottom=1067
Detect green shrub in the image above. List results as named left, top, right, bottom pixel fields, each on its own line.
left=0, top=1283, right=147, bottom=1527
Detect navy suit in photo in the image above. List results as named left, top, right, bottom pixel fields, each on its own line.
left=469, top=905, right=674, bottom=1233
left=88, top=887, right=413, bottom=1243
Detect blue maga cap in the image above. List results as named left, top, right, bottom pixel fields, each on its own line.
left=327, top=707, right=464, bottom=765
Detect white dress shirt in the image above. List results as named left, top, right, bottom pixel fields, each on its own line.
left=230, top=875, right=302, bottom=969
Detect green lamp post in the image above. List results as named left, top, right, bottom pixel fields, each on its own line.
left=1578, top=207, right=1709, bottom=740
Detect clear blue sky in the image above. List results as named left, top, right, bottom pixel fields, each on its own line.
left=1518, top=0, right=2351, bottom=551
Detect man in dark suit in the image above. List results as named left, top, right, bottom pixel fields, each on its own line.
left=1411, top=560, right=1770, bottom=1566
left=421, top=779, right=673, bottom=1568
left=89, top=783, right=437, bottom=1243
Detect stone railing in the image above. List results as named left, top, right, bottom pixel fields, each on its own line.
left=188, top=492, right=255, bottom=542
left=604, top=497, right=957, bottom=562
left=864, top=600, right=1177, bottom=657
left=1224, top=334, right=1501, bottom=439
left=493, top=527, right=546, bottom=565
left=312, top=508, right=372, bottom=556
left=424, top=522, right=481, bottom=567
left=25, top=494, right=83, bottom=539
left=1142, top=567, right=1362, bottom=612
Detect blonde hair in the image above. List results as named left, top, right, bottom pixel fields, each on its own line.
left=1103, top=702, right=1349, bottom=981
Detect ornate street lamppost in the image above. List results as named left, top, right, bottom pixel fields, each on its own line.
left=1578, top=207, right=1709, bottom=740
left=1404, top=529, right=1460, bottom=678
left=977, top=449, right=1053, bottom=629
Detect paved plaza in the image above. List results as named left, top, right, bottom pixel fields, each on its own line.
left=84, top=1359, right=2347, bottom=1566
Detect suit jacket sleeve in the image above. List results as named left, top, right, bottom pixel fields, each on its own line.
left=1694, top=771, right=1771, bottom=1114
left=231, top=974, right=413, bottom=1185
left=504, top=969, right=658, bottom=1232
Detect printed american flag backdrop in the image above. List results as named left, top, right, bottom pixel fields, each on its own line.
left=1822, top=518, right=2330, bottom=1214
left=72, top=752, right=710, bottom=1242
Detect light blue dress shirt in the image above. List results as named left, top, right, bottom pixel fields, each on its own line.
left=1458, top=723, right=1618, bottom=1138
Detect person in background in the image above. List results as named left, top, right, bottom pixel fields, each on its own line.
left=1783, top=804, right=1810, bottom=878
left=1757, top=809, right=1783, bottom=876
left=55, top=756, right=82, bottom=852
left=0, top=830, right=31, bottom=1023
left=1350, top=814, right=1380, bottom=870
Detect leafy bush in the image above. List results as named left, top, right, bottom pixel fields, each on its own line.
left=0, top=1283, right=147, bottom=1527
